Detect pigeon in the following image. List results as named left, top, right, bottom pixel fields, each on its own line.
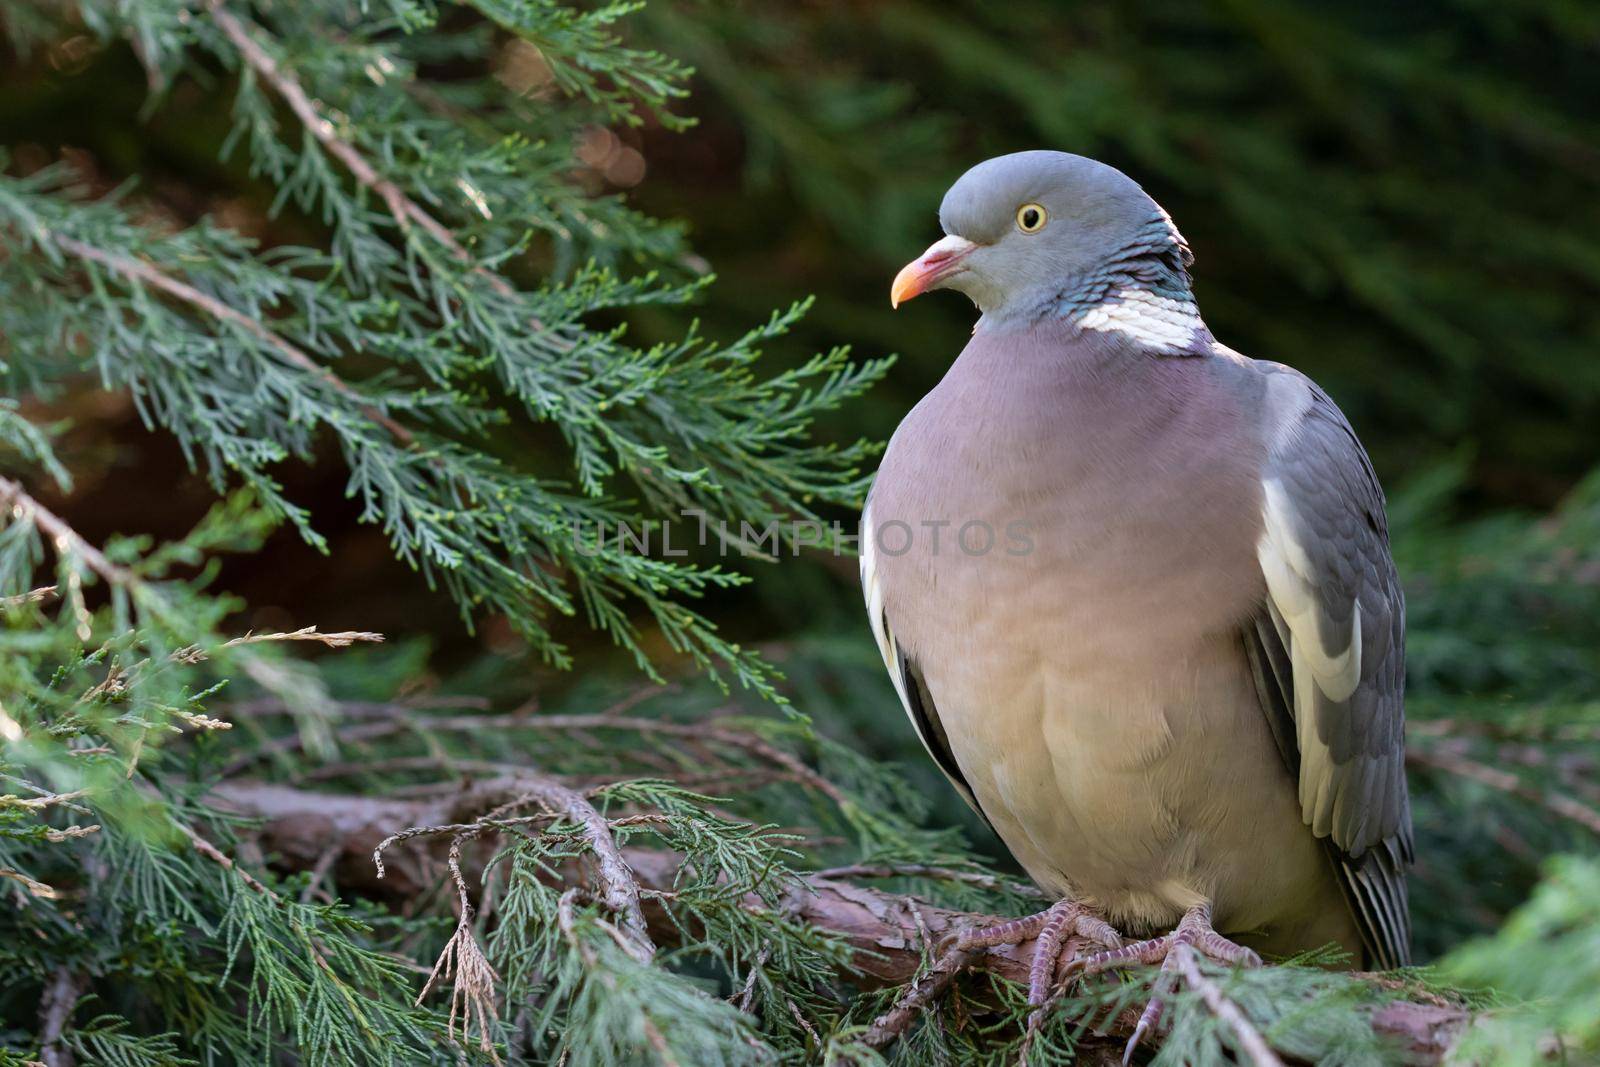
left=862, top=150, right=1411, bottom=1041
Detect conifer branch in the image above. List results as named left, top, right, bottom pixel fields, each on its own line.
left=206, top=0, right=537, bottom=313
left=0, top=476, right=137, bottom=588
left=1172, top=945, right=1286, bottom=1067
left=48, top=235, right=418, bottom=446
left=206, top=4, right=467, bottom=261
left=223, top=705, right=849, bottom=807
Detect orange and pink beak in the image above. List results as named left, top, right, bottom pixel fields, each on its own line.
left=890, top=235, right=978, bottom=308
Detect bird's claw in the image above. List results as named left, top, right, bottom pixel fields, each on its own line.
left=1064, top=902, right=1261, bottom=1064
left=987, top=900, right=1123, bottom=1064
left=880, top=898, right=1126, bottom=1064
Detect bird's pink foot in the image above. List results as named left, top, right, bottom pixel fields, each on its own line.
left=947, top=899, right=1124, bottom=1065
left=865, top=898, right=1124, bottom=1055
left=1069, top=902, right=1261, bottom=1064
left=950, top=897, right=1125, bottom=1008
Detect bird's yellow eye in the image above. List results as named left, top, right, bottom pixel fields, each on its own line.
left=1016, top=203, right=1047, bottom=233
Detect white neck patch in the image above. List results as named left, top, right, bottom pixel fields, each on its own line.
left=1077, top=288, right=1205, bottom=352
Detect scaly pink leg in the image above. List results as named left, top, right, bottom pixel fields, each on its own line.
left=951, top=898, right=1125, bottom=1007
left=1069, top=902, right=1261, bottom=1064
left=865, top=898, right=1125, bottom=1054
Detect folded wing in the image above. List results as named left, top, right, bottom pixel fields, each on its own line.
left=1246, top=365, right=1413, bottom=968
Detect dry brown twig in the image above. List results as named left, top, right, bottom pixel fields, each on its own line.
left=0, top=789, right=91, bottom=811
left=0, top=867, right=59, bottom=899
left=416, top=837, right=502, bottom=1063
left=374, top=773, right=655, bottom=964
left=0, top=585, right=57, bottom=608
left=172, top=626, right=385, bottom=666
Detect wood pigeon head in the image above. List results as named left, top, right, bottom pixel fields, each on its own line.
left=891, top=150, right=1191, bottom=319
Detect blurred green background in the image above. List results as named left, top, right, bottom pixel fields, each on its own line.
left=4, top=0, right=1598, bottom=962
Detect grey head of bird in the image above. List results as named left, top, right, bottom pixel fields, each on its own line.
left=891, top=150, right=1194, bottom=324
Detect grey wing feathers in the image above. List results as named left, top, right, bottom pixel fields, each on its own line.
left=860, top=503, right=990, bottom=823
left=1249, top=365, right=1413, bottom=969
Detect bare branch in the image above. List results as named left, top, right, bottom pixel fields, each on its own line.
left=369, top=773, right=654, bottom=962
left=495, top=776, right=656, bottom=963
left=0, top=476, right=137, bottom=589
left=1408, top=746, right=1600, bottom=836
left=37, top=965, right=87, bottom=1067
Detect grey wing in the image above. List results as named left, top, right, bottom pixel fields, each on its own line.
left=860, top=502, right=990, bottom=825
left=1245, top=366, right=1413, bottom=969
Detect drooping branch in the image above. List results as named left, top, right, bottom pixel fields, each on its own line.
left=47, top=236, right=417, bottom=446
left=0, top=476, right=137, bottom=588
left=206, top=4, right=470, bottom=263
left=209, top=780, right=1473, bottom=1063
left=205, top=1, right=566, bottom=322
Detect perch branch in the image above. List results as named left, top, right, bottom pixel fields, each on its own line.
left=209, top=780, right=1472, bottom=1062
